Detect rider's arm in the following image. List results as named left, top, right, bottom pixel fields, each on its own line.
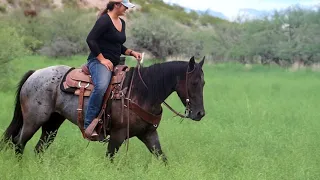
left=86, top=15, right=109, bottom=59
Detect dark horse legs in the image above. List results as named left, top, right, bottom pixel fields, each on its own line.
left=107, top=129, right=127, bottom=161
left=14, top=122, right=42, bottom=155
left=107, top=129, right=167, bottom=164
left=13, top=113, right=65, bottom=155
left=34, top=113, right=65, bottom=154
left=138, top=130, right=168, bottom=164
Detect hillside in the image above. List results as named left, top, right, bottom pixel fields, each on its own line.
left=1, top=0, right=318, bottom=65
left=0, top=0, right=227, bottom=26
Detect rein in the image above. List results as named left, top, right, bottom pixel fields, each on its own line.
left=123, top=61, right=141, bottom=153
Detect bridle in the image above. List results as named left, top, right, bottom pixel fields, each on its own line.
left=163, top=65, right=193, bottom=118
left=137, top=62, right=193, bottom=118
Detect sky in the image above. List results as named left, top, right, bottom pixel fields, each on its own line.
left=163, top=0, right=320, bottom=19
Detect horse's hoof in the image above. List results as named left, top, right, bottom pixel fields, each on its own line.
left=99, top=136, right=110, bottom=144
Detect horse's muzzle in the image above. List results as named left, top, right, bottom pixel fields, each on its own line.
left=190, top=110, right=205, bottom=121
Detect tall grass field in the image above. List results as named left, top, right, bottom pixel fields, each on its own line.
left=0, top=56, right=320, bottom=180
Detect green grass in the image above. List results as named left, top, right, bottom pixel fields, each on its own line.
left=1, top=56, right=320, bottom=179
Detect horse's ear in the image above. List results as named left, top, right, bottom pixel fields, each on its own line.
left=189, top=56, right=195, bottom=71
left=199, top=56, right=205, bottom=68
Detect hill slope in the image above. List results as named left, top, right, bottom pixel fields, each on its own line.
left=1, top=0, right=227, bottom=26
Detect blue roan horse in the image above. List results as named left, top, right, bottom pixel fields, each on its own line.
left=1, top=56, right=205, bottom=162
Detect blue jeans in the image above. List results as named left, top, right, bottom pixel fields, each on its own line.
left=84, top=58, right=112, bottom=129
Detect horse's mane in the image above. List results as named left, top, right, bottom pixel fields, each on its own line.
left=131, top=61, right=188, bottom=103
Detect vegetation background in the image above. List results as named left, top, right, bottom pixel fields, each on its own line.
left=0, top=0, right=320, bottom=179
left=1, top=0, right=319, bottom=66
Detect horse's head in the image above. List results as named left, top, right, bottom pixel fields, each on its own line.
left=176, top=56, right=205, bottom=121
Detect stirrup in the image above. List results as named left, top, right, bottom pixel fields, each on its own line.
left=84, top=118, right=100, bottom=141
left=84, top=129, right=99, bottom=141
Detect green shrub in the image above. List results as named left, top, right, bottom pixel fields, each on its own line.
left=171, top=11, right=193, bottom=26
left=3, top=8, right=95, bottom=58
left=0, top=26, right=28, bottom=64
left=22, top=35, right=43, bottom=53
left=38, top=8, right=95, bottom=57
left=39, top=37, right=78, bottom=57
left=130, top=14, right=203, bottom=60
left=0, top=26, right=29, bottom=90
left=4, top=11, right=48, bottom=53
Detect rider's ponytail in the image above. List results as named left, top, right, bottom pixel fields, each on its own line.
left=99, top=2, right=118, bottom=17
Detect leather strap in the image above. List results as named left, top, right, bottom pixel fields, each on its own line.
left=92, top=82, right=114, bottom=138
left=162, top=101, right=187, bottom=118
left=77, top=86, right=85, bottom=138
left=125, top=100, right=162, bottom=126
left=97, top=84, right=114, bottom=119
left=121, top=95, right=124, bottom=123
left=76, top=78, right=114, bottom=139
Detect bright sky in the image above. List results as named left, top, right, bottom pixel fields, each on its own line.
left=163, top=0, right=320, bottom=19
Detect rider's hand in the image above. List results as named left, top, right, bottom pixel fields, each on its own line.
left=100, top=59, right=113, bottom=71
left=131, top=51, right=142, bottom=61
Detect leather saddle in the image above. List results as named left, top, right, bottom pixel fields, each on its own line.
left=61, top=64, right=128, bottom=97
left=60, top=64, right=129, bottom=140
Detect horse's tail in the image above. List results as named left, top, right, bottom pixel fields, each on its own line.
left=1, top=70, right=35, bottom=145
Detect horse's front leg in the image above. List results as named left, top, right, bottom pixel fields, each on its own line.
left=107, top=129, right=126, bottom=162
left=137, top=130, right=168, bottom=164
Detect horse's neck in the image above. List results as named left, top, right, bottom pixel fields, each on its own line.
left=133, top=63, right=184, bottom=107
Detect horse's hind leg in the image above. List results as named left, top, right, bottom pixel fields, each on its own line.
left=14, top=108, right=53, bottom=155
left=34, top=113, right=65, bottom=154
left=14, top=121, right=43, bottom=155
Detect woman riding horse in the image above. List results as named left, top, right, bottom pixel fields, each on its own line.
left=85, top=0, right=142, bottom=139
